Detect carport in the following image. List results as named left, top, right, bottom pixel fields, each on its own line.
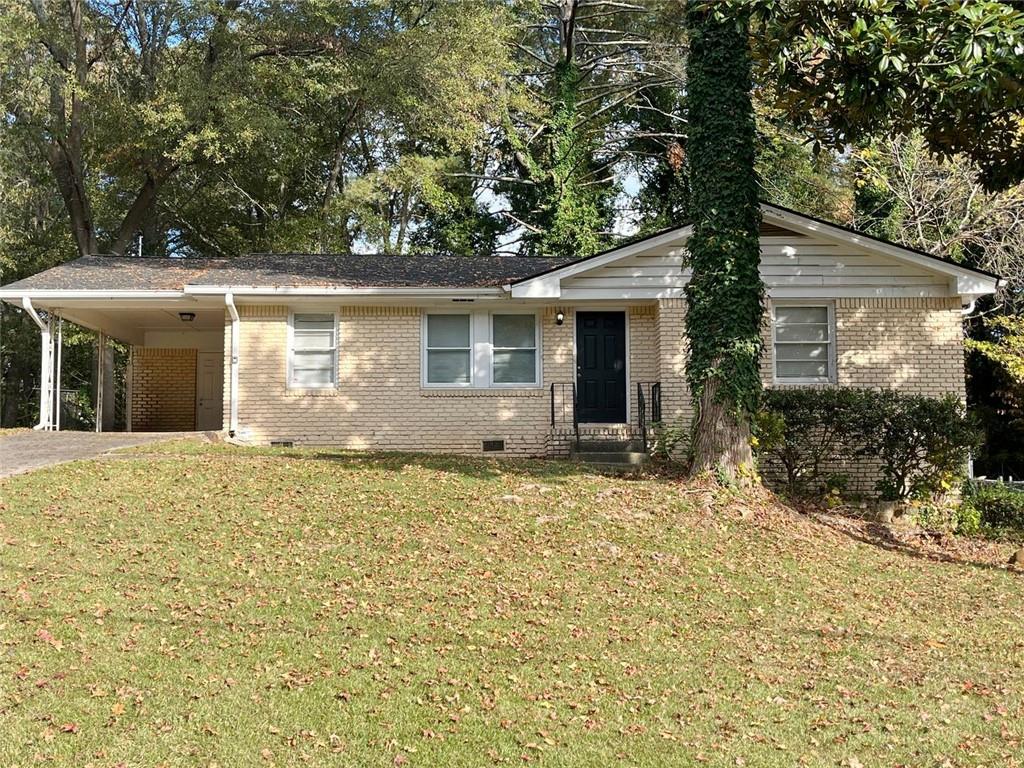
left=1, top=257, right=234, bottom=433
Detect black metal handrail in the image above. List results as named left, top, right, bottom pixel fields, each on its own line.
left=549, top=381, right=580, bottom=450
left=636, top=381, right=662, bottom=454
left=637, top=383, right=647, bottom=453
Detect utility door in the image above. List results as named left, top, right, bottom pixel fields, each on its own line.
left=195, top=351, right=224, bottom=431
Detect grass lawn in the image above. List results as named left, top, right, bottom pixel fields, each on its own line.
left=1, top=440, right=1022, bottom=767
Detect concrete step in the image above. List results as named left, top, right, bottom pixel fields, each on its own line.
left=575, top=439, right=645, bottom=453
left=571, top=450, right=648, bottom=465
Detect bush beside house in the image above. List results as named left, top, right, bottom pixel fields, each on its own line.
left=755, top=388, right=980, bottom=502
left=960, top=483, right=1024, bottom=537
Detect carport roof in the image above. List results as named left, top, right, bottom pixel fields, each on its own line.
left=1, top=252, right=573, bottom=292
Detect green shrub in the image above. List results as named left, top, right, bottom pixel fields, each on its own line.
left=650, top=421, right=687, bottom=460
left=915, top=501, right=981, bottom=535
left=852, top=392, right=981, bottom=501
left=755, top=388, right=981, bottom=501
left=962, top=483, right=1024, bottom=533
left=754, top=388, right=862, bottom=496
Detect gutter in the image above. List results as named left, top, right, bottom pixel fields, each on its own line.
left=183, top=285, right=505, bottom=298
left=2, top=289, right=186, bottom=301
left=20, top=296, right=47, bottom=330
left=225, top=293, right=240, bottom=436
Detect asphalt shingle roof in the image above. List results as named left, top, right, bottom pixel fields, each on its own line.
left=1, top=253, right=574, bottom=292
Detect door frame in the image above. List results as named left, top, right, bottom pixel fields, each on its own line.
left=195, top=350, right=225, bottom=431
left=572, top=308, right=630, bottom=425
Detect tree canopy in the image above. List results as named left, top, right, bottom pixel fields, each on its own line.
left=1, top=0, right=1023, bottom=478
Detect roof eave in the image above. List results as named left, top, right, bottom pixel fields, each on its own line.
left=182, top=285, right=506, bottom=297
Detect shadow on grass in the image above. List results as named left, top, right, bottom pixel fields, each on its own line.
left=806, top=512, right=1018, bottom=574
left=118, top=441, right=690, bottom=485
left=266, top=449, right=690, bottom=485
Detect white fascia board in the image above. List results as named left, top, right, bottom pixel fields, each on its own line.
left=183, top=285, right=505, bottom=298
left=558, top=285, right=956, bottom=301
left=0, top=289, right=186, bottom=301
left=558, top=287, right=686, bottom=300
left=509, top=225, right=693, bottom=297
left=509, top=275, right=562, bottom=298
left=955, top=274, right=1001, bottom=296
left=761, top=204, right=999, bottom=294
left=767, top=285, right=950, bottom=299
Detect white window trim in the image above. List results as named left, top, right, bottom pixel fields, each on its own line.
left=287, top=310, right=338, bottom=390
left=771, top=300, right=836, bottom=385
left=422, top=311, right=474, bottom=388
left=421, top=310, right=542, bottom=389
left=489, top=311, right=541, bottom=388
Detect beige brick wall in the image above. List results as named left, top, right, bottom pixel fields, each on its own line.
left=217, top=297, right=965, bottom=473
left=229, top=305, right=583, bottom=455
left=657, top=297, right=966, bottom=491
left=655, top=299, right=692, bottom=434
left=131, top=347, right=197, bottom=431
left=628, top=305, right=659, bottom=421
left=834, top=297, right=965, bottom=396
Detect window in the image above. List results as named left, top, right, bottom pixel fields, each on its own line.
left=491, top=314, right=538, bottom=385
left=289, top=313, right=337, bottom=388
left=422, top=311, right=540, bottom=387
left=772, top=303, right=834, bottom=383
left=425, top=314, right=472, bottom=385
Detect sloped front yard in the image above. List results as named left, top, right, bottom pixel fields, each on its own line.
left=1, top=441, right=1021, bottom=767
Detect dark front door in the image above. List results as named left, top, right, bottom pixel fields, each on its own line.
left=576, top=311, right=627, bottom=423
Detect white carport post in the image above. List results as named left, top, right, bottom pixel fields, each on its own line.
left=21, top=298, right=54, bottom=430
left=55, top=317, right=63, bottom=431
left=225, top=293, right=240, bottom=436
left=95, top=332, right=105, bottom=432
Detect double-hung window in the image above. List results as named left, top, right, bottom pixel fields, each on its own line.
left=422, top=311, right=539, bottom=387
left=772, top=303, right=835, bottom=384
left=425, top=314, right=473, bottom=385
left=491, top=314, right=538, bottom=386
left=289, top=312, right=337, bottom=388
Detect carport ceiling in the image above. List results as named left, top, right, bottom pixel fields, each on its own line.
left=50, top=306, right=223, bottom=345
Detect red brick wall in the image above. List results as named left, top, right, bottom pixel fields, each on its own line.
left=131, top=348, right=196, bottom=431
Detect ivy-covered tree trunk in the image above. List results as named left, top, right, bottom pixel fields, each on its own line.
left=684, top=6, right=764, bottom=480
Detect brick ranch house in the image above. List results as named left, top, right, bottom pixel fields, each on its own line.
left=1, top=203, right=1001, bottom=483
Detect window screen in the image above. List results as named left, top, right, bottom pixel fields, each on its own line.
left=773, top=305, right=833, bottom=382
left=426, top=314, right=472, bottom=384
left=291, top=313, right=336, bottom=387
left=491, top=314, right=537, bottom=385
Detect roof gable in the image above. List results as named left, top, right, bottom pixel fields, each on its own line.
left=509, top=204, right=1001, bottom=300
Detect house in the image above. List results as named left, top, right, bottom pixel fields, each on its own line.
left=0, top=203, right=1001, bottom=484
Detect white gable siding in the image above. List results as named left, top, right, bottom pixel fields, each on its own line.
left=559, top=232, right=951, bottom=299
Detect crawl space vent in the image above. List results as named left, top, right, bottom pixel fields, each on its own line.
left=482, top=439, right=505, bottom=452
left=270, top=440, right=294, bottom=448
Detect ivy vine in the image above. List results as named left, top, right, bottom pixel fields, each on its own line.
left=683, top=5, right=765, bottom=427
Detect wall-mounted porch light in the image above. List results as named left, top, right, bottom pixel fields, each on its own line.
left=555, top=311, right=565, bottom=326
left=178, top=311, right=196, bottom=322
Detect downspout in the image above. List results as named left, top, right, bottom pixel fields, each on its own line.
left=225, top=293, right=240, bottom=436
left=21, top=298, right=53, bottom=430
left=960, top=298, right=978, bottom=316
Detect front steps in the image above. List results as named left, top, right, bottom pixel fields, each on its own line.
left=570, top=438, right=648, bottom=468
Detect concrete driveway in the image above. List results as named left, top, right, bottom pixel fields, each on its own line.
left=0, top=431, right=195, bottom=479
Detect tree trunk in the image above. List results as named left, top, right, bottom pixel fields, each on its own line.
left=108, top=165, right=177, bottom=256
left=689, top=372, right=753, bottom=476
left=47, top=141, right=98, bottom=257
left=683, top=4, right=763, bottom=483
